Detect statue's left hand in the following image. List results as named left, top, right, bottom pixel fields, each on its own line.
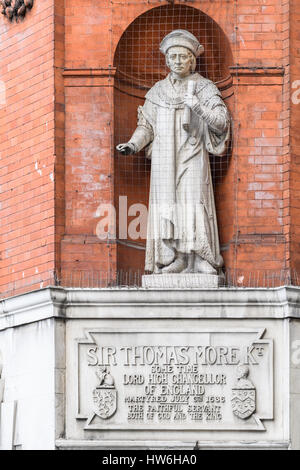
left=184, top=93, right=199, bottom=109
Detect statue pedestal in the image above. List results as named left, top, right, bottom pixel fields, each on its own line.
left=1, top=286, right=300, bottom=450
left=142, top=273, right=223, bottom=288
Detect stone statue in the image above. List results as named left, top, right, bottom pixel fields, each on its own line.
left=117, top=30, right=230, bottom=275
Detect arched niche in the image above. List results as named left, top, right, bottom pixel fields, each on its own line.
left=113, top=4, right=234, bottom=278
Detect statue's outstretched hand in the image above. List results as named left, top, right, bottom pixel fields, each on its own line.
left=116, top=143, right=136, bottom=155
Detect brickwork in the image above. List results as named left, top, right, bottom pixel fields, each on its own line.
left=0, top=0, right=57, bottom=296
left=290, top=0, right=300, bottom=275
left=0, top=0, right=299, bottom=295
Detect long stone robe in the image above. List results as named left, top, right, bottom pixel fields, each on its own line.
left=128, top=72, right=230, bottom=273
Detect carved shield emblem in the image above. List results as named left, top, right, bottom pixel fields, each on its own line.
left=93, top=387, right=117, bottom=420
left=231, top=388, right=256, bottom=419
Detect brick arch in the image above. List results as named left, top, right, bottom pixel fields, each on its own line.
left=113, top=4, right=234, bottom=276
left=113, top=4, right=233, bottom=85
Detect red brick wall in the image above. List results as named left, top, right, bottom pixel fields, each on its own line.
left=0, top=0, right=59, bottom=296
left=54, top=0, right=65, bottom=284
left=290, top=0, right=300, bottom=276
left=226, top=0, right=289, bottom=285
left=0, top=0, right=297, bottom=294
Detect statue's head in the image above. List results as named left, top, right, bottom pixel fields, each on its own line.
left=165, top=46, right=196, bottom=76
left=160, top=30, right=204, bottom=77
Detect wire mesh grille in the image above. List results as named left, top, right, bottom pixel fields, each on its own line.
left=113, top=3, right=234, bottom=278
left=4, top=269, right=300, bottom=295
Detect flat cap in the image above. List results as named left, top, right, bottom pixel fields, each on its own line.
left=160, top=29, right=204, bottom=58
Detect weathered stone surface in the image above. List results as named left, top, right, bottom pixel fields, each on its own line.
left=0, top=287, right=299, bottom=449
left=142, top=273, right=221, bottom=288
left=75, top=327, right=273, bottom=432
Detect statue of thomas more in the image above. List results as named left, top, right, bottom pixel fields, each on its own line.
left=117, top=30, right=230, bottom=275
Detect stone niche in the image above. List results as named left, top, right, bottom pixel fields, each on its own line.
left=113, top=4, right=234, bottom=278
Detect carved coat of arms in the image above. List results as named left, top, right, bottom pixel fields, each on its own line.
left=92, top=366, right=117, bottom=420
left=231, top=365, right=256, bottom=419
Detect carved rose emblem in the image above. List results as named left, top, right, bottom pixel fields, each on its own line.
left=1, top=0, right=33, bottom=21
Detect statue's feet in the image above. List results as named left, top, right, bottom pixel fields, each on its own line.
left=181, top=253, right=194, bottom=273
left=162, top=257, right=187, bottom=274
left=194, top=258, right=217, bottom=275
left=154, top=266, right=162, bottom=274
left=181, top=266, right=194, bottom=273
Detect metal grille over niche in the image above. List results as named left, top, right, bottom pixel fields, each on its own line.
left=113, top=4, right=235, bottom=282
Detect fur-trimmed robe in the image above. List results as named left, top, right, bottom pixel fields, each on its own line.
left=128, top=72, right=230, bottom=273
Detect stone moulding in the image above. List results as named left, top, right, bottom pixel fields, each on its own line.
left=1, top=0, right=33, bottom=22
left=229, top=66, right=285, bottom=87
left=55, top=439, right=290, bottom=450
left=0, top=286, right=300, bottom=331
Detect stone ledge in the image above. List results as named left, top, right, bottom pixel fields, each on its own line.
left=55, top=439, right=290, bottom=450
left=1, top=286, right=300, bottom=331
left=142, top=273, right=221, bottom=288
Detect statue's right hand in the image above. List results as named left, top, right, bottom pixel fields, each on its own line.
left=116, top=143, right=135, bottom=155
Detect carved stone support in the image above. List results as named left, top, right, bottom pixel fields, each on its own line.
left=1, top=0, right=34, bottom=21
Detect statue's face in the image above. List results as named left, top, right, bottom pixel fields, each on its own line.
left=166, top=46, right=193, bottom=77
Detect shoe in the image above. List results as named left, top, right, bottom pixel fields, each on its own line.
left=162, top=257, right=187, bottom=274
left=194, top=259, right=217, bottom=275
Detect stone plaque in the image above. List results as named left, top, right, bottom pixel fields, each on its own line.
left=75, top=328, right=273, bottom=431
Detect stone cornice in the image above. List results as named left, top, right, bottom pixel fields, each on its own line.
left=63, top=68, right=117, bottom=87
left=230, top=66, right=285, bottom=76
left=230, top=66, right=285, bottom=86
left=0, top=286, right=300, bottom=331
